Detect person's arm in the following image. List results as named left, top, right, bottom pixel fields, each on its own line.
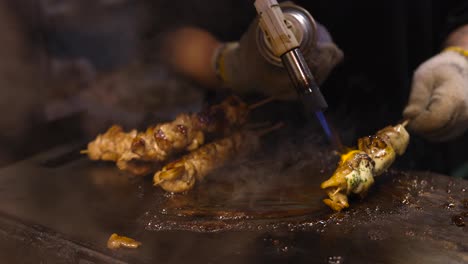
left=161, top=27, right=223, bottom=88
left=445, top=24, right=468, bottom=49
left=161, top=2, right=343, bottom=100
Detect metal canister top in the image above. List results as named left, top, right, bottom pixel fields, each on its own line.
left=256, top=3, right=318, bottom=67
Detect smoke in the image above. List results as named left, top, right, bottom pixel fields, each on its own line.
left=75, top=62, right=204, bottom=138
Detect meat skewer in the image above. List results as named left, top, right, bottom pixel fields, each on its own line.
left=82, top=96, right=273, bottom=174
left=153, top=123, right=283, bottom=193
left=81, top=125, right=136, bottom=162
left=80, top=125, right=157, bottom=175
left=320, top=122, right=410, bottom=211
left=140, top=96, right=274, bottom=159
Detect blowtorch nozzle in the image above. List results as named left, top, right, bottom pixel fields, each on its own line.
left=281, top=48, right=328, bottom=112
left=282, top=48, right=334, bottom=144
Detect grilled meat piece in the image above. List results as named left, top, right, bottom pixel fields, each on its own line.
left=321, top=150, right=375, bottom=211
left=107, top=233, right=141, bottom=249
left=358, top=135, right=396, bottom=176
left=128, top=114, right=204, bottom=162
left=86, top=125, right=137, bottom=162
left=321, top=124, right=410, bottom=211
left=129, top=95, right=249, bottom=162
left=154, top=131, right=260, bottom=193
left=376, top=124, right=410, bottom=155
left=84, top=125, right=155, bottom=175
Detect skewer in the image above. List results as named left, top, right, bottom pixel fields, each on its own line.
left=248, top=96, right=276, bottom=110
left=401, top=119, right=410, bottom=127
left=255, top=122, right=284, bottom=136
left=80, top=150, right=89, bottom=154
left=83, top=96, right=250, bottom=164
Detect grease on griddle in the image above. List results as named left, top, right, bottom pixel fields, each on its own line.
left=328, top=256, right=345, bottom=264
left=262, top=234, right=297, bottom=256
left=448, top=199, right=468, bottom=227
left=451, top=215, right=465, bottom=227
left=462, top=199, right=468, bottom=209
left=443, top=202, right=456, bottom=210
left=41, top=146, right=86, bottom=168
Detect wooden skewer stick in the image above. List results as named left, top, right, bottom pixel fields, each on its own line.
left=248, top=96, right=276, bottom=110
left=401, top=119, right=410, bottom=127
left=256, top=122, right=284, bottom=137
left=80, top=150, right=89, bottom=154
left=245, top=121, right=272, bottom=130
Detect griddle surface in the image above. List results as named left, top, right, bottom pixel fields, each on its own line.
left=0, top=141, right=466, bottom=263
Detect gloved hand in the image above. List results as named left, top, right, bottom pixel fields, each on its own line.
left=214, top=1, right=343, bottom=100
left=403, top=48, right=468, bottom=141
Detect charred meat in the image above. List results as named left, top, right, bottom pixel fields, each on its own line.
left=107, top=233, right=142, bottom=249
left=85, top=125, right=136, bottom=162
left=321, top=123, right=410, bottom=211
left=153, top=130, right=260, bottom=193
left=83, top=96, right=250, bottom=173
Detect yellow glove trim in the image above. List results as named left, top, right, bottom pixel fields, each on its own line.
left=444, top=46, right=468, bottom=58
left=217, top=48, right=228, bottom=82
left=213, top=44, right=226, bottom=82
left=212, top=42, right=238, bottom=84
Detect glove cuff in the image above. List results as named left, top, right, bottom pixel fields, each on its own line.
left=212, top=42, right=239, bottom=84
left=444, top=46, right=468, bottom=59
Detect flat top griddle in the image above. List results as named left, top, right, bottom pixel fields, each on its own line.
left=0, top=130, right=466, bottom=263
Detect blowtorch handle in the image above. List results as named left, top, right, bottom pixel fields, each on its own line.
left=254, top=0, right=299, bottom=57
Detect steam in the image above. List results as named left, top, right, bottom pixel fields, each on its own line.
left=46, top=62, right=205, bottom=138
left=214, top=125, right=337, bottom=203
left=140, top=122, right=341, bottom=232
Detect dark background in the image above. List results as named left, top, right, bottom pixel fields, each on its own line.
left=1, top=0, right=468, bottom=176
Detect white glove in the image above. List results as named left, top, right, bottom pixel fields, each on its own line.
left=403, top=49, right=468, bottom=141
left=215, top=2, right=343, bottom=100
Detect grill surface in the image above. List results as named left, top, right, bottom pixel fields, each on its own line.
left=0, top=131, right=466, bottom=263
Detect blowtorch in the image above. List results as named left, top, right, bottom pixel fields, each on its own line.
left=253, top=0, right=332, bottom=138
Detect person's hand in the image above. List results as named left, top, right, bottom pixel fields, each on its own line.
left=215, top=1, right=343, bottom=100
left=403, top=49, right=468, bottom=141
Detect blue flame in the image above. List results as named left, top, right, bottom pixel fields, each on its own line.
left=315, top=111, right=332, bottom=141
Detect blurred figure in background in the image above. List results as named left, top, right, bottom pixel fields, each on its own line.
left=0, top=1, right=43, bottom=166
left=38, top=0, right=206, bottom=136
left=0, top=0, right=206, bottom=166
